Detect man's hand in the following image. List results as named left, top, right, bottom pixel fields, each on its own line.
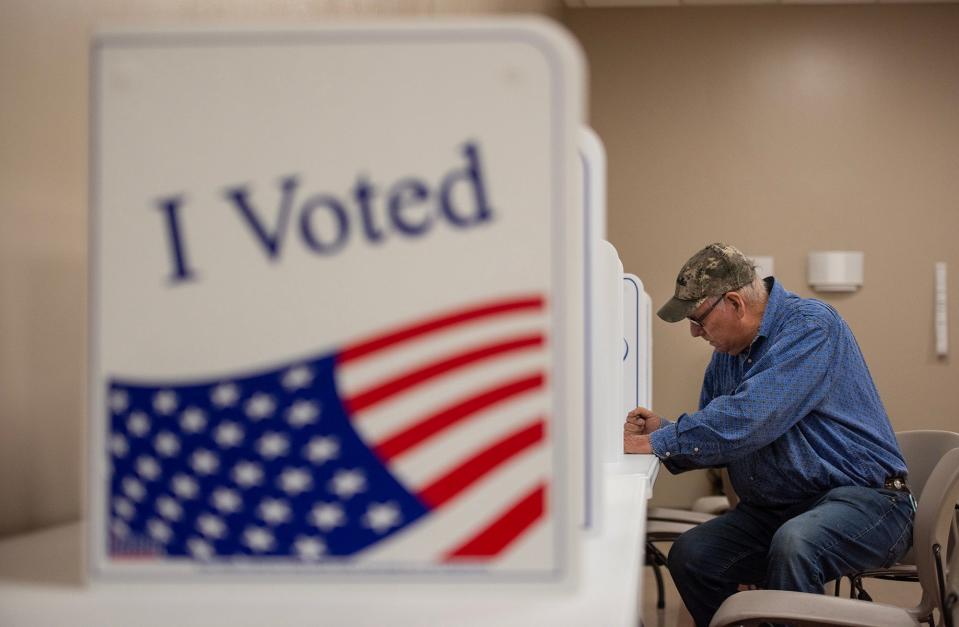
left=626, top=406, right=662, bottom=434
left=623, top=406, right=662, bottom=455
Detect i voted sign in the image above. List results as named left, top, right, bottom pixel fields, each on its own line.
left=156, top=143, right=495, bottom=283
left=90, top=22, right=585, bottom=582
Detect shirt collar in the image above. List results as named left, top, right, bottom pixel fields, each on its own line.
left=741, top=277, right=781, bottom=358
left=755, top=277, right=782, bottom=342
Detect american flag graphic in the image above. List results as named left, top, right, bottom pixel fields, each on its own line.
left=106, top=295, right=551, bottom=567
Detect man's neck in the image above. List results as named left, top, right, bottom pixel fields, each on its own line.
left=733, top=300, right=767, bottom=355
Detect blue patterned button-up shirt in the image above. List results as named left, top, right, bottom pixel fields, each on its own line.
left=649, top=278, right=906, bottom=507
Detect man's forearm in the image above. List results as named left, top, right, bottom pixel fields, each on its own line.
left=624, top=432, right=652, bottom=454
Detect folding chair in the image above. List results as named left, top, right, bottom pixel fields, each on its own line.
left=710, top=446, right=959, bottom=627
left=838, top=430, right=959, bottom=601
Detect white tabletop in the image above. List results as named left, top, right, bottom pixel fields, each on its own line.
left=0, top=457, right=658, bottom=627
left=606, top=453, right=661, bottom=496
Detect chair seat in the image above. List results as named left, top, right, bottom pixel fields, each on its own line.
left=854, top=562, right=918, bottom=581
left=842, top=556, right=918, bottom=599
left=692, top=495, right=732, bottom=515
left=648, top=506, right=716, bottom=525
left=709, top=590, right=919, bottom=627
left=646, top=519, right=698, bottom=541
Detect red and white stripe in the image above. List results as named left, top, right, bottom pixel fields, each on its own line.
left=335, top=295, right=552, bottom=566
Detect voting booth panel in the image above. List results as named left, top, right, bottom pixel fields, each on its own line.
left=623, top=274, right=652, bottom=415
left=644, top=291, right=653, bottom=410
left=596, top=241, right=624, bottom=463
left=89, top=21, right=585, bottom=583
left=579, top=127, right=606, bottom=532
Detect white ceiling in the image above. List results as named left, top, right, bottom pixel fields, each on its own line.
left=567, top=0, right=955, bottom=6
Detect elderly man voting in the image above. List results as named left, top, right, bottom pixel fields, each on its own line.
left=624, top=243, right=913, bottom=627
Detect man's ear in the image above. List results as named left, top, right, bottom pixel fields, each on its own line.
left=727, top=292, right=747, bottom=317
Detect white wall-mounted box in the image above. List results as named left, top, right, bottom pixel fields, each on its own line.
left=807, top=251, right=864, bottom=292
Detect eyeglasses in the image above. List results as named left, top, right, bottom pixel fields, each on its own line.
left=688, top=294, right=725, bottom=328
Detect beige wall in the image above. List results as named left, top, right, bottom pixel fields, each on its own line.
left=0, top=0, right=562, bottom=539
left=567, top=5, right=959, bottom=507
left=4, top=0, right=959, bottom=538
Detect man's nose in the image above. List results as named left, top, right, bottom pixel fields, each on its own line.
left=689, top=321, right=703, bottom=337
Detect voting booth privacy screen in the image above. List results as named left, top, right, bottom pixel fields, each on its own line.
left=89, top=22, right=585, bottom=582
left=623, top=274, right=652, bottom=417
left=579, top=127, right=606, bottom=532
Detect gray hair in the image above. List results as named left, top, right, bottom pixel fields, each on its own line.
left=736, top=275, right=768, bottom=306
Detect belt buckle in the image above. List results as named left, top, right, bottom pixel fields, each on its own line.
left=891, top=477, right=904, bottom=491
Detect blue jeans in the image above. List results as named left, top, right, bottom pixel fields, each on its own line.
left=667, top=486, right=914, bottom=627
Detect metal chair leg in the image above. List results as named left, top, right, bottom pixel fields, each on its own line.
left=645, top=541, right=668, bottom=610
left=851, top=575, right=873, bottom=601
left=650, top=560, right=665, bottom=610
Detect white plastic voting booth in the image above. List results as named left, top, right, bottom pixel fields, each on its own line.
left=579, top=126, right=606, bottom=532
left=608, top=272, right=659, bottom=485
left=0, top=19, right=659, bottom=627
left=623, top=273, right=653, bottom=415
left=598, top=241, right=625, bottom=464
left=88, top=20, right=586, bottom=584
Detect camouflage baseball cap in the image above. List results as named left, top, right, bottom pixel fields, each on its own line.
left=657, top=243, right=757, bottom=323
